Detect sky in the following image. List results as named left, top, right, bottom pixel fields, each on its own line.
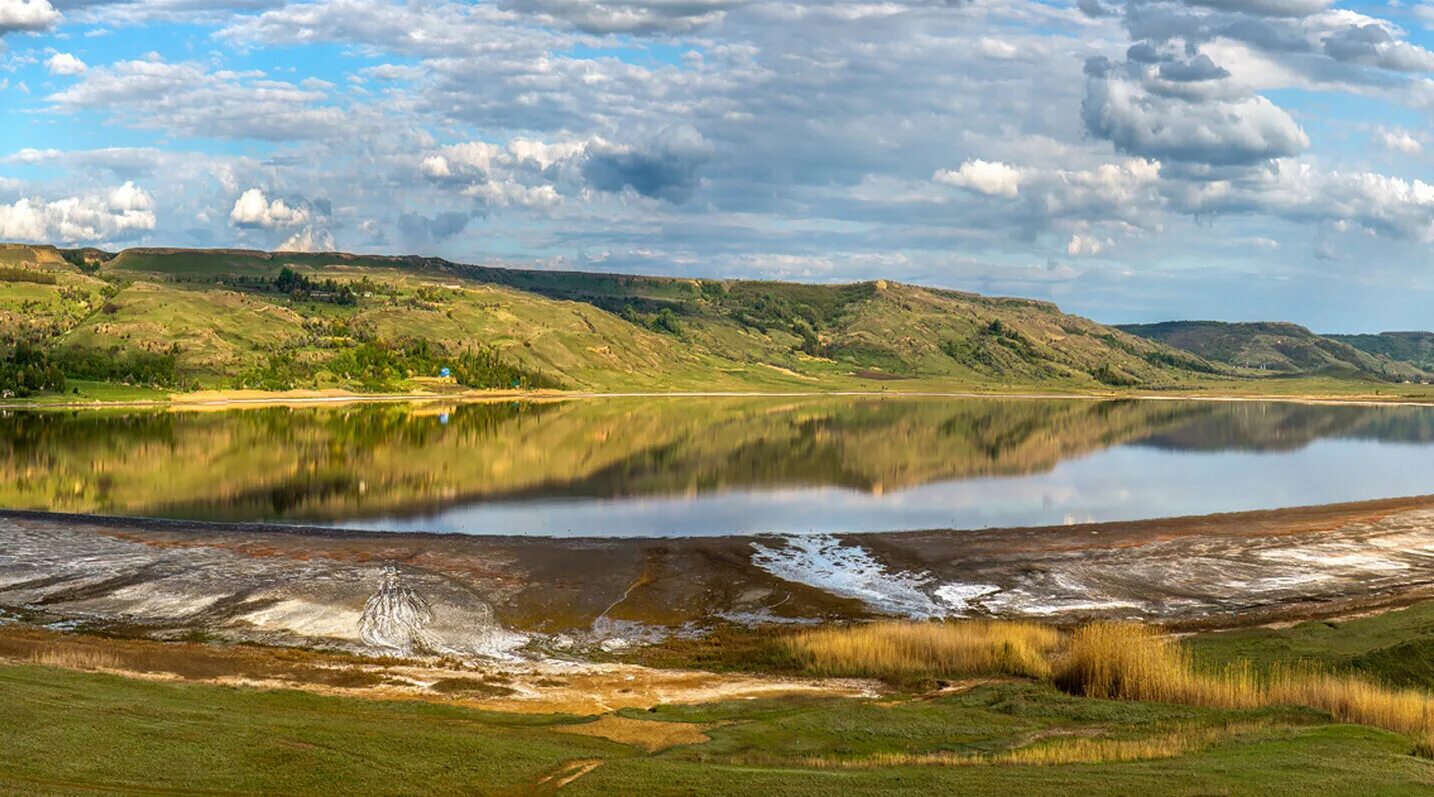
left=1, top=0, right=1433, bottom=331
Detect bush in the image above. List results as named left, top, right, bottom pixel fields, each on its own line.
left=0, top=339, right=66, bottom=397
left=0, top=266, right=58, bottom=285
left=53, top=346, right=180, bottom=388
left=232, top=350, right=313, bottom=391
left=450, top=345, right=560, bottom=390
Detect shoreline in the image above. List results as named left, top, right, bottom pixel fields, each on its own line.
left=5, top=491, right=1434, bottom=544
left=9, top=384, right=1434, bottom=412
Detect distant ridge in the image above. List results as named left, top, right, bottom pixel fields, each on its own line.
left=1327, top=331, right=1434, bottom=375
left=1118, top=320, right=1429, bottom=382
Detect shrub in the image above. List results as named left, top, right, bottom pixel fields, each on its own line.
left=0, top=266, right=58, bottom=285
left=0, top=339, right=66, bottom=396
left=53, top=346, right=180, bottom=388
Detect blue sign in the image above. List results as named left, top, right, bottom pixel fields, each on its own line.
left=439, top=367, right=451, bottom=378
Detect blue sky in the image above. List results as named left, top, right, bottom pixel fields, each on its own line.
left=2, top=0, right=1434, bottom=331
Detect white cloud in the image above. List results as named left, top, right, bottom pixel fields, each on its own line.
left=229, top=188, right=309, bottom=228
left=0, top=182, right=155, bottom=243
left=1376, top=127, right=1422, bottom=155
left=976, top=37, right=1020, bottom=60
left=1066, top=233, right=1112, bottom=256
left=277, top=226, right=335, bottom=252
left=48, top=58, right=348, bottom=141
left=0, top=0, right=59, bottom=33
left=45, top=52, right=86, bottom=76
left=419, top=155, right=452, bottom=178
left=933, top=159, right=1022, bottom=198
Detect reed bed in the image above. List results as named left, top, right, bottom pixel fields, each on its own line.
left=786, top=619, right=1061, bottom=680
left=1055, top=622, right=1434, bottom=736
left=30, top=646, right=122, bottom=671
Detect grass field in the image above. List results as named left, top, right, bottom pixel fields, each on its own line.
left=4, top=662, right=1433, bottom=796
left=11, top=608, right=1434, bottom=794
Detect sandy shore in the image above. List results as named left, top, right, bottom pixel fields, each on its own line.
left=9, top=385, right=1434, bottom=412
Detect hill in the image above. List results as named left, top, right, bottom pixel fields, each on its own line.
left=0, top=243, right=1232, bottom=397
left=1117, top=321, right=1429, bottom=383
left=1328, top=331, right=1434, bottom=374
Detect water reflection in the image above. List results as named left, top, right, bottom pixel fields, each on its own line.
left=5, top=397, right=1434, bottom=535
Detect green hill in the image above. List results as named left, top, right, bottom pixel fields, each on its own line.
left=1328, top=332, right=1434, bottom=374
left=0, top=242, right=1291, bottom=398
left=1117, top=321, right=1429, bottom=383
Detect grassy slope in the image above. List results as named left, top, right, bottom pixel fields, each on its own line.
left=1119, top=320, right=1428, bottom=382
left=1, top=663, right=1429, bottom=796
left=1190, top=601, right=1434, bottom=690
left=1330, top=332, right=1434, bottom=373
left=0, top=244, right=1250, bottom=395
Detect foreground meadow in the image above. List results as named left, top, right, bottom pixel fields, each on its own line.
left=9, top=604, right=1434, bottom=794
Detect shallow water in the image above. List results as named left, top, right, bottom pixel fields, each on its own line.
left=6, top=396, right=1434, bottom=536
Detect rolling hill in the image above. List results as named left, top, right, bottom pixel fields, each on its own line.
left=0, top=243, right=1240, bottom=396
left=1117, top=321, right=1430, bottom=383
left=1328, top=332, right=1434, bottom=374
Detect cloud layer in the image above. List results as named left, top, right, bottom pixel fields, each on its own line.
left=2, top=0, right=1434, bottom=328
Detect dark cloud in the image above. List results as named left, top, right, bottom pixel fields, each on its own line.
left=1157, top=54, right=1229, bottom=82
left=582, top=126, right=714, bottom=203
left=397, top=211, right=474, bottom=248
left=1082, top=74, right=1306, bottom=165
left=1180, top=0, right=1331, bottom=18
left=502, top=0, right=741, bottom=34
left=1077, top=0, right=1117, bottom=19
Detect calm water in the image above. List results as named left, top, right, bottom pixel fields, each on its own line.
left=5, top=396, right=1434, bottom=536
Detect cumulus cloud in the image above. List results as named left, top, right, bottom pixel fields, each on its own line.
left=0, top=182, right=155, bottom=243
left=229, top=188, right=310, bottom=228
left=1322, top=23, right=1434, bottom=72
left=277, top=226, right=335, bottom=252
left=1082, top=71, right=1307, bottom=166
left=0, top=0, right=59, bottom=33
left=46, top=52, right=87, bottom=75
left=581, top=126, right=714, bottom=203
left=1066, top=233, right=1112, bottom=256
left=1182, top=0, right=1333, bottom=17
left=1375, top=128, right=1422, bottom=155
left=933, top=160, right=1022, bottom=198
left=397, top=211, right=473, bottom=248
left=502, top=0, right=741, bottom=34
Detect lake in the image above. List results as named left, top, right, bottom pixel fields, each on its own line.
left=5, top=396, right=1434, bottom=536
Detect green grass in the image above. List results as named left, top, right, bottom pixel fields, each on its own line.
left=4, top=663, right=1430, bottom=796
left=3, top=379, right=170, bottom=404
left=0, top=663, right=624, bottom=795
left=1189, top=602, right=1434, bottom=689
left=574, top=723, right=1433, bottom=796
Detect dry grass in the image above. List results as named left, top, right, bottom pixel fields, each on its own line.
left=786, top=620, right=1061, bottom=681
left=555, top=715, right=711, bottom=752
left=749, top=723, right=1269, bottom=769
left=1056, top=622, right=1434, bottom=736
left=29, top=646, right=122, bottom=671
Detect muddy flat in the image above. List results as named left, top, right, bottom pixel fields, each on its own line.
left=6, top=495, right=1434, bottom=664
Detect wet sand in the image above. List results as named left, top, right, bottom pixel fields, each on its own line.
left=5, top=496, right=1434, bottom=663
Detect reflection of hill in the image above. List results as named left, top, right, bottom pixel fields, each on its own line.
left=0, top=398, right=1211, bottom=523
left=1134, top=403, right=1434, bottom=452
left=6, top=397, right=1430, bottom=525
